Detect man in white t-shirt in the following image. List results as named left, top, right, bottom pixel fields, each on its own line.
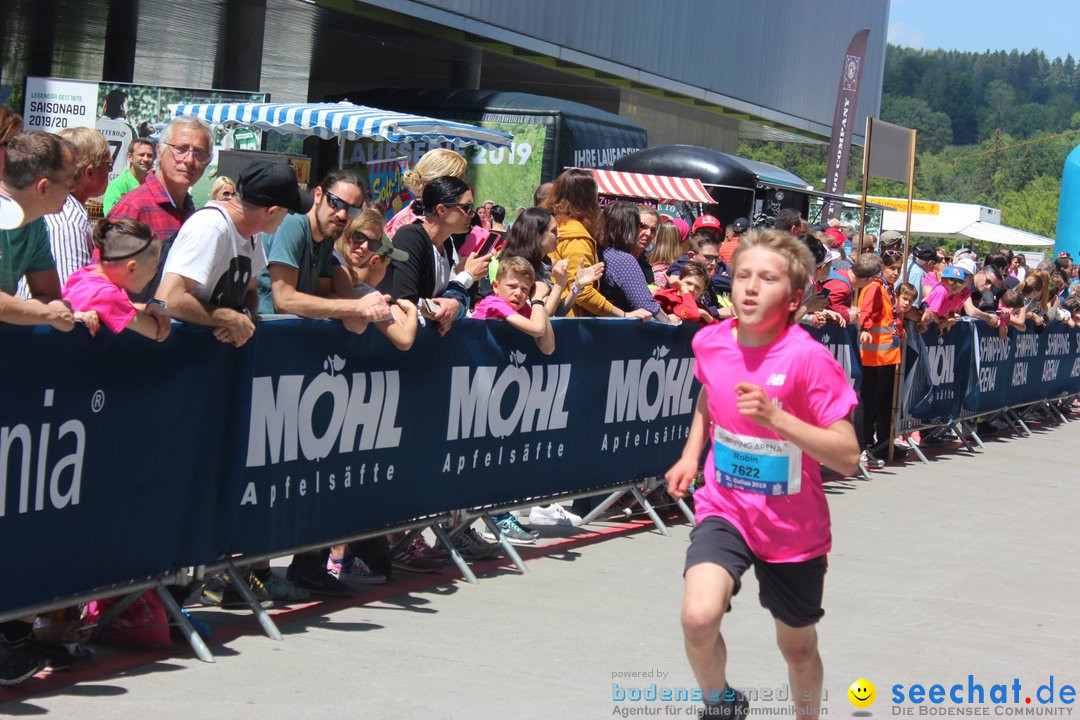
left=156, top=160, right=302, bottom=347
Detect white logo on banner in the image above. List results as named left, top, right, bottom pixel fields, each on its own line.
left=241, top=355, right=401, bottom=508
left=926, top=343, right=956, bottom=385
left=245, top=354, right=402, bottom=467
left=442, top=351, right=570, bottom=476
left=446, top=352, right=570, bottom=441
left=600, top=346, right=694, bottom=455
left=0, top=388, right=84, bottom=517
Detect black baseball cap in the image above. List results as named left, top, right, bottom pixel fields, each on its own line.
left=731, top=217, right=749, bottom=233
left=237, top=160, right=303, bottom=212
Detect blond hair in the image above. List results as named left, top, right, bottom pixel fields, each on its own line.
left=649, top=221, right=683, bottom=265
left=402, top=149, right=466, bottom=194
left=210, top=176, right=236, bottom=201
left=496, top=255, right=536, bottom=286
left=335, top=208, right=387, bottom=285
left=731, top=228, right=815, bottom=319
left=57, top=126, right=111, bottom=176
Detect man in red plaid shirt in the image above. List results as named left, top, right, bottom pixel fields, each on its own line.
left=107, top=117, right=212, bottom=240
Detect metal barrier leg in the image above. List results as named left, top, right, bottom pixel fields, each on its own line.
left=675, top=496, right=695, bottom=524
left=967, top=426, right=986, bottom=450
left=907, top=440, right=933, bottom=468
left=480, top=514, right=528, bottom=573
left=630, top=486, right=671, bottom=537
left=950, top=422, right=975, bottom=452
left=1008, top=409, right=1032, bottom=436
left=154, top=582, right=214, bottom=663
left=579, top=489, right=629, bottom=525
left=1047, top=401, right=1069, bottom=424
left=225, top=562, right=283, bottom=641
left=430, top=524, right=478, bottom=584
left=92, top=589, right=144, bottom=631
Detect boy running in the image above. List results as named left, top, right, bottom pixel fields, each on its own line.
left=666, top=228, right=860, bottom=718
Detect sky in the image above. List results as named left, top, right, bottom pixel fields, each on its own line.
left=887, top=0, right=1078, bottom=61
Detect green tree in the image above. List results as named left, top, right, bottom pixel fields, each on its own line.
left=880, top=95, right=954, bottom=152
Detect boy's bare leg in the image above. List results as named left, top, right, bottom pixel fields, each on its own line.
left=681, top=563, right=736, bottom=696
left=775, top=620, right=823, bottom=716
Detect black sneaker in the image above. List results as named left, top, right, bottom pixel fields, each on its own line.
left=289, top=567, right=355, bottom=597
left=700, top=687, right=749, bottom=718
left=0, top=641, right=46, bottom=686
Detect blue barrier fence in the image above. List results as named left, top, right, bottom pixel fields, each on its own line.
left=1, top=318, right=699, bottom=613
left=2, top=317, right=1078, bottom=617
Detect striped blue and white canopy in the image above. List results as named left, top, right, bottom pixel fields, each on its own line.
left=168, top=101, right=513, bottom=148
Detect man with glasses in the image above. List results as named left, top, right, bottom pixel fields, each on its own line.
left=108, top=116, right=213, bottom=241
left=256, top=169, right=391, bottom=335
left=102, top=139, right=155, bottom=215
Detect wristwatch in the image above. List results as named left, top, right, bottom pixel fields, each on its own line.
left=147, top=298, right=167, bottom=313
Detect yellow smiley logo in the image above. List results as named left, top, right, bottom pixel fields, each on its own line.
left=848, top=678, right=876, bottom=708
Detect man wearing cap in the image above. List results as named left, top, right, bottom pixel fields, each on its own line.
left=823, top=227, right=852, bottom=272
left=895, top=238, right=937, bottom=307
left=691, top=214, right=723, bottom=244
left=256, top=169, right=390, bottom=332
left=155, top=159, right=295, bottom=347
left=0, top=131, right=78, bottom=330
left=716, top=217, right=747, bottom=265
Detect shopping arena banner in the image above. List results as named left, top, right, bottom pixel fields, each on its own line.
left=226, top=318, right=700, bottom=556
left=967, top=321, right=1080, bottom=414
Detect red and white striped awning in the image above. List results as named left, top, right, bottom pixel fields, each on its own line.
left=585, top=168, right=714, bottom=204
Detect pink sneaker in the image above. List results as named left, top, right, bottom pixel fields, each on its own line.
left=327, top=555, right=386, bottom=585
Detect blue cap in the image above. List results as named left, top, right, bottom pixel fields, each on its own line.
left=940, top=265, right=966, bottom=281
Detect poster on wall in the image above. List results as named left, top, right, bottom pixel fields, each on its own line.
left=23, top=77, right=269, bottom=207
left=344, top=121, right=543, bottom=219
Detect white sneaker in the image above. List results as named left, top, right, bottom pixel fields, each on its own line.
left=528, top=504, right=582, bottom=527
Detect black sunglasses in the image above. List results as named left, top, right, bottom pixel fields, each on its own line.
left=324, top=190, right=363, bottom=218
left=351, top=230, right=383, bottom=253
left=444, top=201, right=474, bottom=214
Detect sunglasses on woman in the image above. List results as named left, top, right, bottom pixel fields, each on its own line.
left=351, top=230, right=384, bottom=253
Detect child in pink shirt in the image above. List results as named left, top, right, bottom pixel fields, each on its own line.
left=921, top=264, right=971, bottom=333
left=665, top=228, right=859, bottom=719
left=62, top=218, right=171, bottom=341
left=471, top=255, right=554, bottom=354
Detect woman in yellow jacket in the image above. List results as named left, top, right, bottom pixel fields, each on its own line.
left=541, top=169, right=649, bottom=319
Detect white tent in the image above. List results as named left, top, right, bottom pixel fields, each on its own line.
left=875, top=197, right=1053, bottom=247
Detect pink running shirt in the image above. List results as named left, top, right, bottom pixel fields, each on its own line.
left=62, top=266, right=137, bottom=334
left=690, top=320, right=857, bottom=562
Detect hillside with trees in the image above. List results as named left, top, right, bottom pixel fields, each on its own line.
left=738, top=45, right=1080, bottom=240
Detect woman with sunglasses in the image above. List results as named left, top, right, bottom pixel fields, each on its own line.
left=596, top=201, right=676, bottom=323
left=209, top=176, right=236, bottom=202
left=379, top=175, right=491, bottom=335
left=333, top=208, right=418, bottom=351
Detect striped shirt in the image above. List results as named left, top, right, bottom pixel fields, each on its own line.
left=17, top=194, right=91, bottom=298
